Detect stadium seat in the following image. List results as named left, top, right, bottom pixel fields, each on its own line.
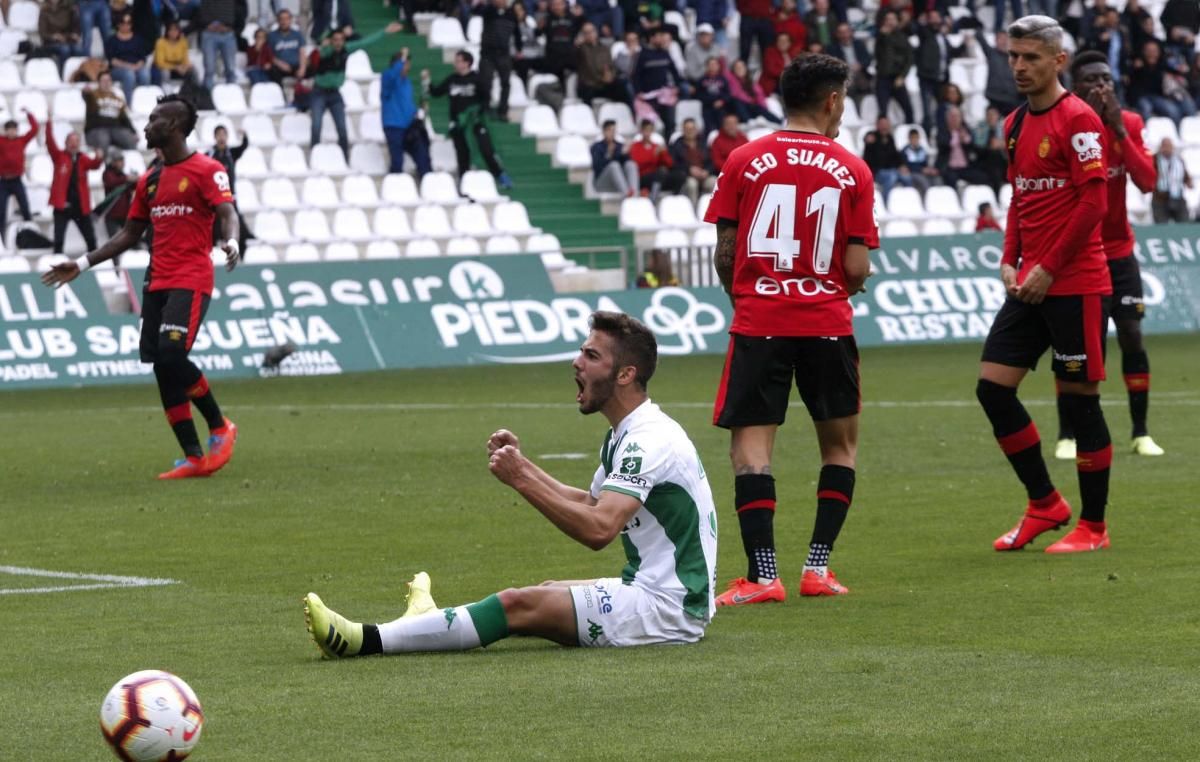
left=341, top=174, right=381, bottom=207
left=923, top=218, right=957, bottom=235
left=692, top=226, right=717, bottom=247
left=540, top=250, right=568, bottom=270
left=597, top=102, right=636, bottom=136
left=253, top=210, right=292, bottom=243
left=658, top=195, right=700, bottom=228
left=553, top=135, right=592, bottom=170
left=618, top=197, right=660, bottom=231
left=491, top=201, right=536, bottom=235
left=212, top=83, right=248, bottom=114
left=128, top=86, right=162, bottom=117
left=675, top=99, right=703, bottom=129
left=1179, top=116, right=1200, bottom=148
left=0, top=61, right=22, bottom=93
left=13, top=91, right=48, bottom=122
left=270, top=145, right=309, bottom=177
left=249, top=82, right=287, bottom=112
left=446, top=236, right=483, bottom=256
left=366, top=78, right=381, bottom=108
left=485, top=235, right=521, bottom=254
left=560, top=103, right=600, bottom=138
left=346, top=49, right=374, bottom=81
left=420, top=172, right=463, bottom=205
left=310, top=144, right=350, bottom=175
left=0, top=255, right=31, bottom=273
left=260, top=177, right=301, bottom=210
left=51, top=89, right=86, bottom=122
left=961, top=185, right=998, bottom=218
left=466, top=15, right=484, bottom=44
left=998, top=184, right=1013, bottom=210
left=429, top=17, right=467, bottom=48
left=279, top=113, right=312, bottom=146
left=696, top=193, right=712, bottom=221
left=243, top=245, right=280, bottom=264
left=237, top=146, right=271, bottom=179
left=234, top=179, right=261, bottom=212
left=332, top=208, right=374, bottom=242
left=358, top=110, right=385, bottom=143
left=294, top=210, right=333, bottom=243
left=887, top=187, right=925, bottom=219
left=452, top=204, right=493, bottom=236
left=23, top=58, right=62, bottom=90
left=340, top=81, right=366, bottom=113
left=402, top=239, right=440, bottom=258
left=430, top=138, right=457, bottom=172
left=381, top=174, right=421, bottom=206
left=521, top=105, right=561, bottom=139
left=27, top=154, right=53, bottom=186
left=301, top=176, right=340, bottom=209
left=924, top=186, right=965, bottom=218
left=349, top=143, right=388, bottom=175
left=7, top=2, right=40, bottom=33
left=319, top=111, right=359, bottom=144
left=1144, top=117, right=1179, bottom=152
left=240, top=114, right=278, bottom=146
left=0, top=31, right=26, bottom=60
left=324, top=242, right=361, bottom=261
left=284, top=243, right=321, bottom=262
left=858, top=95, right=879, bottom=124
left=884, top=220, right=920, bottom=237
left=959, top=217, right=978, bottom=233
left=366, top=240, right=404, bottom=259
left=460, top=170, right=501, bottom=202
left=122, top=150, right=146, bottom=175
left=373, top=206, right=413, bottom=239
left=841, top=97, right=861, bottom=129
left=653, top=228, right=690, bottom=250
left=525, top=233, right=562, bottom=253
left=413, top=204, right=453, bottom=238
left=834, top=130, right=859, bottom=156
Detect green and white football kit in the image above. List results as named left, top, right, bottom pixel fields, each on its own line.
left=570, top=400, right=719, bottom=646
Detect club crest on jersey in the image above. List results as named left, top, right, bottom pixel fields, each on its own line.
left=1037, top=136, right=1051, bottom=158
left=1071, top=131, right=1102, bottom=163
left=178, top=177, right=189, bottom=192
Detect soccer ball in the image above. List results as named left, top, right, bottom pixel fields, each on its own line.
left=100, top=670, right=204, bottom=761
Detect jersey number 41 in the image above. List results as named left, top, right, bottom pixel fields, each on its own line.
left=747, top=184, right=841, bottom=275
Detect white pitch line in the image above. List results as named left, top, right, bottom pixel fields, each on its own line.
left=0, top=565, right=179, bottom=596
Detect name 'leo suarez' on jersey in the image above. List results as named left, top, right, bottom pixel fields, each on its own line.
left=703, top=131, right=880, bottom=338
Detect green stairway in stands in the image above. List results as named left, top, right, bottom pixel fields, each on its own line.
left=344, top=1, right=636, bottom=267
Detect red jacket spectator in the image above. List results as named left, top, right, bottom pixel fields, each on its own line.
left=629, top=138, right=673, bottom=178
left=47, top=122, right=103, bottom=213
left=774, top=13, right=806, bottom=47
left=976, top=212, right=1002, bottom=232
left=711, top=127, right=749, bottom=171
left=0, top=113, right=39, bottom=178
left=759, top=42, right=795, bottom=96
left=737, top=0, right=773, bottom=19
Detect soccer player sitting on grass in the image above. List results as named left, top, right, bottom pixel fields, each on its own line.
left=303, top=312, right=719, bottom=655
left=41, top=95, right=240, bottom=480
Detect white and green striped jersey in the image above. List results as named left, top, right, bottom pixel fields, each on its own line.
left=589, top=400, right=718, bottom=623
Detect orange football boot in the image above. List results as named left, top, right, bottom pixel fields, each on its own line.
left=203, top=418, right=238, bottom=475
left=157, top=456, right=209, bottom=480
left=799, top=569, right=849, bottom=596
left=715, top=577, right=786, bottom=606
left=993, top=493, right=1071, bottom=551
left=1045, top=521, right=1110, bottom=553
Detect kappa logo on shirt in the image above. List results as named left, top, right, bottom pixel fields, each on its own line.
left=1071, top=131, right=1102, bottom=163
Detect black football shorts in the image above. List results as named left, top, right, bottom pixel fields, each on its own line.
left=981, top=294, right=1110, bottom=382
left=713, top=334, right=861, bottom=428
left=139, top=288, right=210, bottom=363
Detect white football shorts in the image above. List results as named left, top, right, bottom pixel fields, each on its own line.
left=568, top=577, right=707, bottom=647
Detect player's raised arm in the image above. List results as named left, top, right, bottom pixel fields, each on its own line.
left=486, top=428, right=596, bottom=504
left=41, top=218, right=149, bottom=288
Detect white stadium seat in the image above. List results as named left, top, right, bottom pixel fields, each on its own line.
left=460, top=170, right=501, bottom=202
left=28, top=154, right=53, bottom=186
left=234, top=179, right=261, bottom=212
left=658, top=195, right=699, bottom=228
left=270, top=145, right=309, bottom=177
left=961, top=185, right=999, bottom=216
left=924, top=186, right=965, bottom=218
left=7, top=2, right=40, bottom=33
left=294, top=210, right=333, bottom=243
left=381, top=173, right=421, bottom=206
left=446, top=236, right=482, bottom=256
left=333, top=208, right=374, bottom=242
left=884, top=220, right=920, bottom=237
left=466, top=15, right=483, bottom=44
left=366, top=78, right=381, bottom=108
left=560, top=103, right=600, bottom=138
left=1179, top=116, right=1200, bottom=148
left=597, top=102, right=636, bottom=136
left=236, top=146, right=270, bottom=179
left=254, top=210, right=292, bottom=243
left=346, top=50, right=375, bottom=81
left=0, top=61, right=23, bottom=93
left=13, top=91, right=48, bottom=122
left=240, top=114, right=278, bottom=146
left=358, top=110, right=385, bottom=143
left=284, top=243, right=321, bottom=262
left=341, top=174, right=381, bottom=207
left=301, top=176, right=341, bottom=209
left=420, top=171, right=462, bottom=204
left=430, top=139, right=457, bottom=172
left=554, top=135, right=592, bottom=169
left=366, top=240, right=404, bottom=259
left=452, top=204, right=493, bottom=236
left=653, top=228, right=690, bottom=250
left=521, top=105, right=561, bottom=138
left=199, top=115, right=236, bottom=145
left=279, top=112, right=312, bottom=146
left=212, top=84, right=248, bottom=114
left=24, top=58, right=62, bottom=89
left=998, top=184, right=1013, bottom=210
left=243, top=245, right=280, bottom=264
left=340, top=81, right=366, bottom=113
left=413, top=204, right=453, bottom=238
left=0, top=31, right=26, bottom=60
left=260, top=177, right=301, bottom=210
left=485, top=235, right=521, bottom=254
left=373, top=206, right=413, bottom=239
left=887, top=187, right=925, bottom=219
left=310, top=144, right=350, bottom=175
left=1144, top=116, right=1179, bottom=152
left=324, top=242, right=361, bottom=261
left=349, top=143, right=387, bottom=175
left=130, top=86, right=163, bottom=117
left=618, top=197, right=660, bottom=231
left=922, top=218, right=957, bottom=235
left=429, top=17, right=467, bottom=48
left=51, top=90, right=86, bottom=122
left=0, top=256, right=31, bottom=273
left=491, top=201, right=535, bottom=235
left=525, top=233, right=562, bottom=254
left=403, top=238, right=440, bottom=258
left=249, top=82, right=287, bottom=112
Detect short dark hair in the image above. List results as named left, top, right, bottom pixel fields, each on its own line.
left=908, top=128, right=920, bottom=138
left=214, top=125, right=228, bottom=135
left=639, top=118, right=655, bottom=129
left=3, top=120, right=15, bottom=129
left=457, top=49, right=474, bottom=66
left=1070, top=50, right=1109, bottom=78
left=979, top=202, right=992, bottom=214
left=778, top=53, right=849, bottom=115
left=589, top=311, right=658, bottom=389
left=156, top=93, right=199, bottom=137
left=682, top=117, right=696, bottom=127
left=602, top=119, right=616, bottom=130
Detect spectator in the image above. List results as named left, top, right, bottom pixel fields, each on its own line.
left=100, top=148, right=135, bottom=240
left=1160, top=0, right=1199, bottom=54
left=736, top=0, right=774, bottom=66
left=591, top=119, right=639, bottom=196
left=311, top=0, right=355, bottom=45
left=629, top=118, right=677, bottom=199
left=992, top=0, right=1023, bottom=33
left=162, top=0, right=200, bottom=23
left=1082, top=8, right=1130, bottom=83
left=773, top=0, right=805, bottom=48
left=576, top=22, right=630, bottom=105
left=267, top=9, right=308, bottom=84
left=915, top=10, right=965, bottom=137
left=900, top=129, right=938, bottom=195
left=477, top=0, right=522, bottom=120
left=636, top=249, right=680, bottom=288
left=537, top=0, right=582, bottom=86
left=693, top=0, right=729, bottom=50
left=696, top=57, right=734, bottom=134
left=875, top=11, right=915, bottom=125
left=1152, top=137, right=1192, bottom=222
left=936, top=106, right=990, bottom=187
left=862, top=116, right=907, bottom=199
left=38, top=0, right=83, bottom=68
left=46, top=122, right=103, bottom=254
left=197, top=0, right=238, bottom=91
left=425, top=50, right=513, bottom=188
left=314, top=23, right=404, bottom=159
left=83, top=72, right=138, bottom=151
left=105, top=13, right=150, bottom=102
left=578, top=0, right=622, bottom=39
left=710, top=111, right=747, bottom=172
left=613, top=29, right=641, bottom=82
left=668, top=118, right=716, bottom=204
left=245, top=27, right=274, bottom=85
left=511, top=2, right=543, bottom=84
left=153, top=20, right=194, bottom=85
left=0, top=113, right=38, bottom=244
left=632, top=28, right=683, bottom=137
left=684, top=23, right=722, bottom=84
left=382, top=49, right=431, bottom=178
left=1122, top=0, right=1154, bottom=56
left=78, top=0, right=113, bottom=57
left=874, top=0, right=913, bottom=29
left=971, top=29, right=1020, bottom=115
left=975, top=202, right=1002, bottom=232
left=208, top=125, right=252, bottom=253
left=803, top=0, right=836, bottom=50
left=759, top=32, right=794, bottom=97
left=726, top=60, right=782, bottom=124
left=827, top=22, right=871, bottom=98
left=971, top=105, right=1007, bottom=192
left=69, top=56, right=109, bottom=84
left=1129, top=39, right=1197, bottom=126
left=632, top=3, right=677, bottom=41
left=935, top=81, right=966, bottom=140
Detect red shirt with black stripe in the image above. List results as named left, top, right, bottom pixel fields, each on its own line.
left=128, top=152, right=235, bottom=295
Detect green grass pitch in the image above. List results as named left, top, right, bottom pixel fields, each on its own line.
left=2, top=337, right=1199, bottom=759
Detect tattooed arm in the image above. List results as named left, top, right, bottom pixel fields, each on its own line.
left=715, top=221, right=737, bottom=303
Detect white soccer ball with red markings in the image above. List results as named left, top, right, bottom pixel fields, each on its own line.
left=100, top=670, right=204, bottom=761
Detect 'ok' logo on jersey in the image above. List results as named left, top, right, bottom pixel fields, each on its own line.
left=1071, top=132, right=1102, bottom=163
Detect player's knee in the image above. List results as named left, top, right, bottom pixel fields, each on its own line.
left=1116, top=321, right=1143, bottom=354
left=496, top=587, right=531, bottom=616
left=976, top=378, right=1016, bottom=410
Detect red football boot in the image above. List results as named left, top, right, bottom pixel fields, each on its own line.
left=203, top=418, right=238, bottom=475
left=157, top=456, right=209, bottom=480
left=715, top=577, right=786, bottom=606
left=799, top=569, right=849, bottom=596
left=1045, top=521, right=1110, bottom=554
left=993, top=493, right=1072, bottom=551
